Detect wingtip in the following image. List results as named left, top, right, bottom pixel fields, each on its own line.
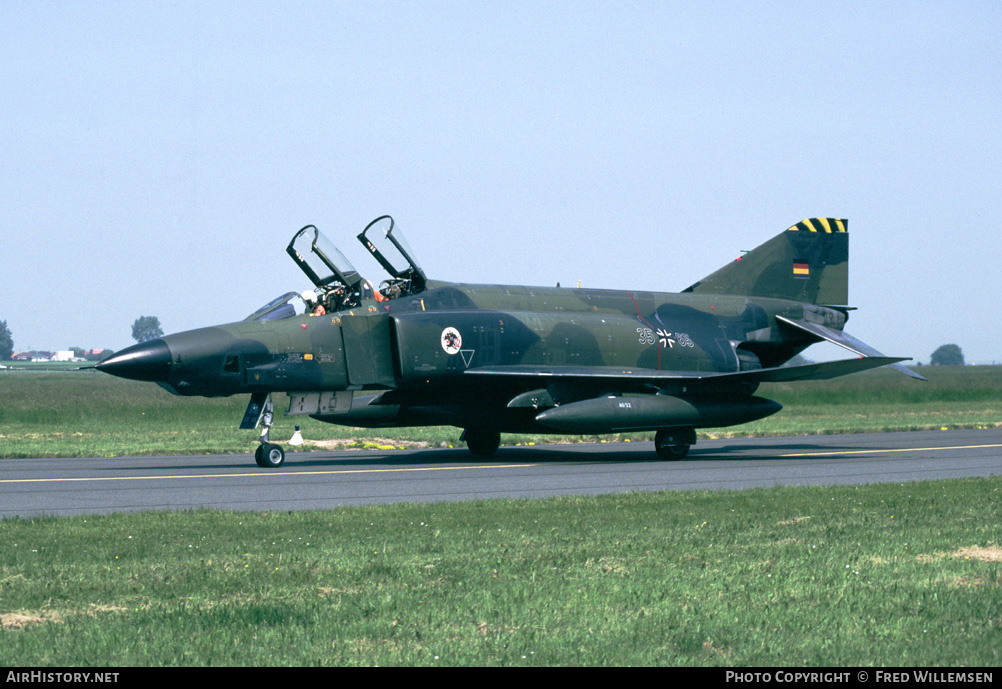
left=890, top=361, right=927, bottom=381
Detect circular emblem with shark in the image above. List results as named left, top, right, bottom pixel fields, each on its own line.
left=441, top=327, right=462, bottom=355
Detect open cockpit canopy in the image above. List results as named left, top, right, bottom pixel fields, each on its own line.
left=287, top=225, right=363, bottom=291
left=357, top=215, right=426, bottom=296
left=278, top=216, right=427, bottom=315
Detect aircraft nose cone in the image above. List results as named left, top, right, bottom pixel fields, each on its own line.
left=95, top=339, right=173, bottom=382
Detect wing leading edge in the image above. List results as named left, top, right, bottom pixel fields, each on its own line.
left=465, top=354, right=913, bottom=391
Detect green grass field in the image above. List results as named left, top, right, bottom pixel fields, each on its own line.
left=1, top=478, right=999, bottom=666
left=0, top=365, right=999, bottom=458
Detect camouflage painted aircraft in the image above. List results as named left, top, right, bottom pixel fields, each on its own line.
left=97, top=215, right=923, bottom=467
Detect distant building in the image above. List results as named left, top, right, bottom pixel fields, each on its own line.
left=12, top=351, right=55, bottom=361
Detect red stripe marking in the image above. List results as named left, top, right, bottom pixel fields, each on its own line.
left=626, top=291, right=661, bottom=370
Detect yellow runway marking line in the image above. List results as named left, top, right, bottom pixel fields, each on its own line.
left=0, top=464, right=541, bottom=485
left=779, top=443, right=1002, bottom=458
left=4, top=442, right=1001, bottom=485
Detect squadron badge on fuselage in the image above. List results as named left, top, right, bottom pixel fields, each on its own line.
left=441, top=327, right=462, bottom=355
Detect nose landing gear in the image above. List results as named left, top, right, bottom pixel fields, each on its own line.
left=255, top=442, right=286, bottom=468
left=242, top=393, right=287, bottom=468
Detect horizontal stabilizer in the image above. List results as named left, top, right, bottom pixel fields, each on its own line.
left=776, top=316, right=926, bottom=380
left=741, top=356, right=912, bottom=382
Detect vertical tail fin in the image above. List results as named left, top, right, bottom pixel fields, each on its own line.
left=682, top=218, right=849, bottom=305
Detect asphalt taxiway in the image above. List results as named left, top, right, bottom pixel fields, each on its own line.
left=2, top=429, right=1001, bottom=518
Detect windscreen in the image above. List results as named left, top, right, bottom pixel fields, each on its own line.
left=244, top=292, right=308, bottom=321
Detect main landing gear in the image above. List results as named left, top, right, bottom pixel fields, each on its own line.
left=654, top=428, right=696, bottom=460
left=462, top=429, right=501, bottom=457
left=460, top=428, right=694, bottom=459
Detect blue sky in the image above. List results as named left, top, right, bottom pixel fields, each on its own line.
left=2, top=1, right=1000, bottom=363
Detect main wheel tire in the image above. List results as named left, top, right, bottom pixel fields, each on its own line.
left=654, top=430, right=690, bottom=460
left=465, top=429, right=501, bottom=457
left=255, top=443, right=285, bottom=468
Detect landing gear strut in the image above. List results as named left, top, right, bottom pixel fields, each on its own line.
left=654, top=428, right=696, bottom=460
left=249, top=394, right=285, bottom=468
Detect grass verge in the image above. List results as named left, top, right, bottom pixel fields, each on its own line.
left=1, top=477, right=999, bottom=666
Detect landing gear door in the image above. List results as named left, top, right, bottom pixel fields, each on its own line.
left=357, top=216, right=427, bottom=294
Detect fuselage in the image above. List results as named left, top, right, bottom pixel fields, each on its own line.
left=94, top=215, right=924, bottom=465
left=99, top=279, right=845, bottom=409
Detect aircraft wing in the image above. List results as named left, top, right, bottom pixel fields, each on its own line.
left=776, top=316, right=926, bottom=380
left=464, top=355, right=913, bottom=392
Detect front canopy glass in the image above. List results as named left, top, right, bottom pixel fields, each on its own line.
left=287, top=225, right=363, bottom=291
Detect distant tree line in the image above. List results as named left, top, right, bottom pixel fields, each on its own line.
left=0, top=319, right=119, bottom=362
left=929, top=344, right=964, bottom=366
left=0, top=321, right=12, bottom=360
left=132, top=316, right=164, bottom=343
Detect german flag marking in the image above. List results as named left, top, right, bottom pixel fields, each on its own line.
left=793, top=262, right=810, bottom=276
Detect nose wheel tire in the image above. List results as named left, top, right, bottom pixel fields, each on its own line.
left=255, top=443, right=286, bottom=468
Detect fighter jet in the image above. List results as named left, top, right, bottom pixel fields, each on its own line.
left=97, top=215, right=923, bottom=467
